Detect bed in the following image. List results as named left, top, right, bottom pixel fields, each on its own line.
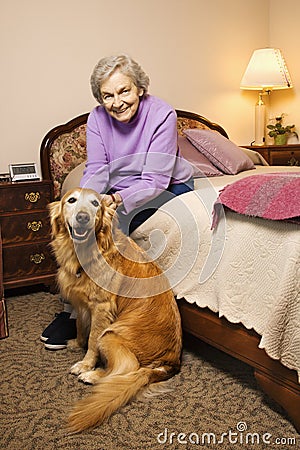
left=40, top=109, right=300, bottom=432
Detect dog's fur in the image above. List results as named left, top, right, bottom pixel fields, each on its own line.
left=48, top=188, right=182, bottom=433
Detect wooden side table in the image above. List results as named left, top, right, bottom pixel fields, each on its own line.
left=0, top=180, right=57, bottom=290
left=242, top=144, right=300, bottom=166
left=0, top=229, right=9, bottom=338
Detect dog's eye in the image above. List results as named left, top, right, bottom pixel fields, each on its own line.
left=91, top=200, right=99, bottom=207
left=68, top=197, right=77, bottom=204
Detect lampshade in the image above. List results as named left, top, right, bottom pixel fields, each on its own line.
left=240, top=48, right=292, bottom=91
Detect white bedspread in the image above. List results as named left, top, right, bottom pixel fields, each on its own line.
left=132, top=165, right=300, bottom=381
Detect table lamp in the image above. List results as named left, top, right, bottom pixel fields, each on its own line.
left=240, top=48, right=293, bottom=145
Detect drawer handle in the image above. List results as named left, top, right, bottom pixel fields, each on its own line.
left=27, top=220, right=43, bottom=232
left=288, top=152, right=299, bottom=166
left=25, top=192, right=41, bottom=203
left=30, top=253, right=45, bottom=264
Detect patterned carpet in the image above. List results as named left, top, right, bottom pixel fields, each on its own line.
left=1, top=289, right=298, bottom=450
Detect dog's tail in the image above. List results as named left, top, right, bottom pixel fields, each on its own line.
left=67, top=366, right=175, bottom=433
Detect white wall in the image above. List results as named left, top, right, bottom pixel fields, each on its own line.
left=268, top=0, right=300, bottom=137
left=0, top=0, right=274, bottom=173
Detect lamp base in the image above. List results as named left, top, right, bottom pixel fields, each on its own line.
left=254, top=93, right=266, bottom=146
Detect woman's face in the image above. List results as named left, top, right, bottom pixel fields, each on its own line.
left=100, top=70, right=143, bottom=123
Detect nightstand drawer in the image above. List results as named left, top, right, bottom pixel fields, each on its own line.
left=0, top=180, right=56, bottom=290
left=0, top=182, right=52, bottom=212
left=0, top=211, right=51, bottom=244
left=269, top=150, right=300, bottom=166
left=242, top=144, right=300, bottom=166
left=3, top=242, right=57, bottom=281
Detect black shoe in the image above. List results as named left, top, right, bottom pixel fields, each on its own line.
left=40, top=311, right=71, bottom=342
left=44, top=318, right=77, bottom=350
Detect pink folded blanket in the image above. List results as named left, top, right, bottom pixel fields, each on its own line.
left=212, top=172, right=300, bottom=227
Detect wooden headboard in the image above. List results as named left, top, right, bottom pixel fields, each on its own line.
left=40, top=109, right=228, bottom=200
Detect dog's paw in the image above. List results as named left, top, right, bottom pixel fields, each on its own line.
left=70, top=360, right=93, bottom=376
left=78, top=368, right=105, bottom=384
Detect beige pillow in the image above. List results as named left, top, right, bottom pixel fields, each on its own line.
left=239, top=147, right=269, bottom=166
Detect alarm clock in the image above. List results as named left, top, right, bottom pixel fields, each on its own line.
left=9, top=163, right=40, bottom=182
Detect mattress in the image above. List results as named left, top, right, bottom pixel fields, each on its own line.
left=132, top=165, right=300, bottom=380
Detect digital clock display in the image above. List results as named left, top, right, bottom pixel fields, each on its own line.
left=9, top=163, right=40, bottom=181
left=12, top=165, right=36, bottom=175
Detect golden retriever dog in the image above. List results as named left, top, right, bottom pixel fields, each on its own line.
left=48, top=188, right=182, bottom=433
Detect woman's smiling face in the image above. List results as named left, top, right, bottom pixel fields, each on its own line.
left=100, top=70, right=143, bottom=123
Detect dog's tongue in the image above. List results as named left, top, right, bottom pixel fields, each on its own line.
left=73, top=227, right=88, bottom=240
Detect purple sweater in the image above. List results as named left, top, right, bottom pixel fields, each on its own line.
left=80, top=95, right=193, bottom=214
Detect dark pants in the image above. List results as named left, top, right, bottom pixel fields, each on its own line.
left=115, top=179, right=194, bottom=235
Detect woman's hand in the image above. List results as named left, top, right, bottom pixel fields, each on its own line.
left=100, top=193, right=123, bottom=208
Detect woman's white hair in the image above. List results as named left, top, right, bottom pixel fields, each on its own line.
left=90, top=54, right=150, bottom=104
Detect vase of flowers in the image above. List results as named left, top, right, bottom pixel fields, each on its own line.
left=267, top=114, right=298, bottom=145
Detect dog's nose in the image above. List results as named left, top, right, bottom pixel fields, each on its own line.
left=76, top=211, right=90, bottom=224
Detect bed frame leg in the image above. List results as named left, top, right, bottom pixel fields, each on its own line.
left=254, top=369, right=300, bottom=433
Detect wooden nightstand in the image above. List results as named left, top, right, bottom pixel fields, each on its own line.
left=242, top=144, right=300, bottom=166
left=0, top=180, right=57, bottom=290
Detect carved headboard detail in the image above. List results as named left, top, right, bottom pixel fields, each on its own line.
left=40, top=109, right=228, bottom=199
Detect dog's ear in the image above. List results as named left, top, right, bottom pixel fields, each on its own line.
left=48, top=201, right=65, bottom=237
left=96, top=202, right=116, bottom=251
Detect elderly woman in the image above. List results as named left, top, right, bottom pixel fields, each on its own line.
left=41, top=54, right=194, bottom=349
left=81, top=54, right=193, bottom=234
